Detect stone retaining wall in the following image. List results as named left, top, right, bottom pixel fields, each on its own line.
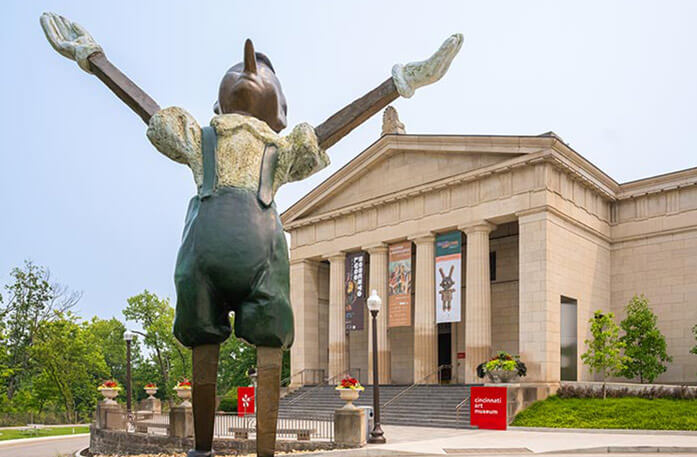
left=90, top=425, right=344, bottom=455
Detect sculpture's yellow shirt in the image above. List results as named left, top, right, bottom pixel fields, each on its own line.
left=146, top=107, right=329, bottom=197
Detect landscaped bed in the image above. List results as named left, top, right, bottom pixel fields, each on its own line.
left=0, top=425, right=89, bottom=441
left=512, top=396, right=697, bottom=430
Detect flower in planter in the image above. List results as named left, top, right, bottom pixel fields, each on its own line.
left=144, top=383, right=157, bottom=389
left=98, top=380, right=121, bottom=390
left=476, top=351, right=527, bottom=379
left=336, top=376, right=364, bottom=391
left=175, top=379, right=192, bottom=390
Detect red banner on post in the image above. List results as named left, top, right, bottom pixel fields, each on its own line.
left=237, top=386, right=255, bottom=417
left=470, top=386, right=507, bottom=430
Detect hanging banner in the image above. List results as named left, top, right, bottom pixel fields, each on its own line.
left=435, top=231, right=462, bottom=323
left=237, top=386, right=255, bottom=416
left=345, top=252, right=367, bottom=331
left=388, top=241, right=412, bottom=327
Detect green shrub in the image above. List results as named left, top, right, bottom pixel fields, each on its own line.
left=218, top=390, right=237, bottom=412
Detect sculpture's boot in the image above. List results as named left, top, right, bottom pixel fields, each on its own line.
left=256, top=346, right=283, bottom=457
left=188, top=344, right=220, bottom=457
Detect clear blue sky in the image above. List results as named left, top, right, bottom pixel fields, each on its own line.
left=2, top=1, right=697, bottom=321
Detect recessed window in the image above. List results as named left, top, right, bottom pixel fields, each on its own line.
left=489, top=251, right=496, bottom=282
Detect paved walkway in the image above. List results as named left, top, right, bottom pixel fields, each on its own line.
left=0, top=434, right=88, bottom=457
left=366, top=425, right=697, bottom=454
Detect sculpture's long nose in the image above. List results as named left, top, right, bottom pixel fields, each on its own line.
left=244, top=38, right=257, bottom=74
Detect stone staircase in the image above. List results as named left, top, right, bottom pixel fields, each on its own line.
left=279, top=384, right=476, bottom=428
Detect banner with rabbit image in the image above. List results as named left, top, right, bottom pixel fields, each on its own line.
left=435, top=231, right=462, bottom=323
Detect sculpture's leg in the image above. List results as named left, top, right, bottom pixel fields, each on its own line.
left=189, top=343, right=220, bottom=457
left=256, top=346, right=283, bottom=457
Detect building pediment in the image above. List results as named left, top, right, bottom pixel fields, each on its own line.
left=282, top=134, right=551, bottom=227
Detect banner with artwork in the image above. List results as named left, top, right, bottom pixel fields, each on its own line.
left=388, top=241, right=412, bottom=327
left=435, top=231, right=462, bottom=323
left=345, top=252, right=366, bottom=331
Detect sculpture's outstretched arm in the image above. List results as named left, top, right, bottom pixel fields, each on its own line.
left=40, top=12, right=160, bottom=124
left=315, top=33, right=463, bottom=150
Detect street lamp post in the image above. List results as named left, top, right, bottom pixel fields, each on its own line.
left=367, top=290, right=386, bottom=444
left=123, top=329, right=136, bottom=429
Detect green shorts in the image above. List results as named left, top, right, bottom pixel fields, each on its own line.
left=172, top=186, right=293, bottom=349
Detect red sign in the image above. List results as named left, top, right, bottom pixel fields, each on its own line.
left=470, top=386, right=507, bottom=430
left=237, top=386, right=255, bottom=416
left=457, top=352, right=466, bottom=359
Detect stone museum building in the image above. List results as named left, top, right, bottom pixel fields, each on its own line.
left=282, top=108, right=697, bottom=388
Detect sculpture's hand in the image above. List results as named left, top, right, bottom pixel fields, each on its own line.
left=392, top=33, right=464, bottom=98
left=40, top=12, right=104, bottom=73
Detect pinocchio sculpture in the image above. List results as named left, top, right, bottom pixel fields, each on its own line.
left=40, top=12, right=462, bottom=457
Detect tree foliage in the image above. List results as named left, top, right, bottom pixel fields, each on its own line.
left=31, top=312, right=109, bottom=423
left=619, top=295, right=672, bottom=383
left=581, top=310, right=628, bottom=399
left=123, top=290, right=191, bottom=403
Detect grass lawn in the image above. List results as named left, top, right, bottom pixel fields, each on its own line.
left=0, top=425, right=89, bottom=441
left=512, top=396, right=697, bottom=430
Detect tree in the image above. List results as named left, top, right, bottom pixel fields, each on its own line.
left=30, top=312, right=109, bottom=423
left=619, top=295, right=672, bottom=383
left=123, top=291, right=190, bottom=403
left=87, top=317, right=146, bottom=391
left=581, top=310, right=628, bottom=399
left=0, top=261, right=81, bottom=400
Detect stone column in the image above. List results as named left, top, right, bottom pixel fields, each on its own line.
left=411, top=234, right=438, bottom=384
left=365, top=243, right=391, bottom=385
left=327, top=253, right=348, bottom=380
left=461, top=221, right=495, bottom=384
left=289, top=259, right=321, bottom=386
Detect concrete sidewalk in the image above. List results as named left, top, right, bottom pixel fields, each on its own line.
left=359, top=425, right=697, bottom=455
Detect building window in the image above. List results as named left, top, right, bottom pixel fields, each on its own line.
left=489, top=251, right=496, bottom=282
left=560, top=296, right=578, bottom=381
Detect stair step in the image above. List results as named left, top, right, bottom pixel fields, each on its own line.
left=278, top=384, right=474, bottom=428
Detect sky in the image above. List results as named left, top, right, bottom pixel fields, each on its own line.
left=2, top=1, right=697, bottom=322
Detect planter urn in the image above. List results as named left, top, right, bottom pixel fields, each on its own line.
left=145, top=387, right=158, bottom=399
left=486, top=369, right=518, bottom=383
left=338, top=389, right=361, bottom=409
left=175, top=387, right=192, bottom=407
left=98, top=388, right=120, bottom=405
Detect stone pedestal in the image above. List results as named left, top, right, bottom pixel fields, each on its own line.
left=97, top=402, right=126, bottom=430
left=169, top=405, right=194, bottom=438
left=334, top=408, right=366, bottom=447
left=140, top=397, right=162, bottom=413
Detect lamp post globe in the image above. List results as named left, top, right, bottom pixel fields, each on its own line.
left=367, top=289, right=382, bottom=313
left=367, top=289, right=386, bottom=443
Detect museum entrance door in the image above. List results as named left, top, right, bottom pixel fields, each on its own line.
left=438, top=323, right=452, bottom=382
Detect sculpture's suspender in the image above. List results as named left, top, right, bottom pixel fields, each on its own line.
left=257, top=144, right=279, bottom=207
left=200, top=126, right=218, bottom=199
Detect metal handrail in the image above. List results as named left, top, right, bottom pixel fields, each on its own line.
left=286, top=368, right=353, bottom=405
left=383, top=364, right=451, bottom=409
left=455, top=396, right=470, bottom=424
left=280, top=368, right=325, bottom=387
